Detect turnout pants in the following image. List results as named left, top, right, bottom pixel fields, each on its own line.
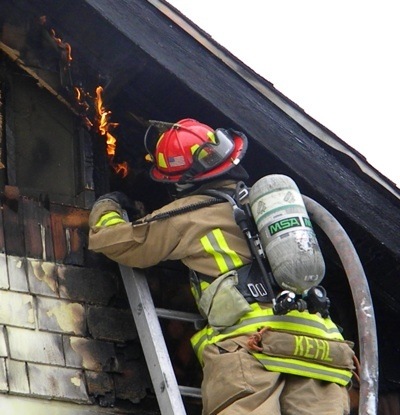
left=201, top=337, right=350, bottom=415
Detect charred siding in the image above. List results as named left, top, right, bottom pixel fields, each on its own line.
left=0, top=191, right=156, bottom=411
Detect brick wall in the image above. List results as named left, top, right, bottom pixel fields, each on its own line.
left=0, top=189, right=153, bottom=411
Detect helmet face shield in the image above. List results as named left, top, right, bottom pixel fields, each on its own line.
left=190, top=129, right=235, bottom=174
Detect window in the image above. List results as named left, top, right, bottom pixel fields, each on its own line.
left=1, top=60, right=94, bottom=207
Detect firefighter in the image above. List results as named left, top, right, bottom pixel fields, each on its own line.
left=88, top=118, right=354, bottom=415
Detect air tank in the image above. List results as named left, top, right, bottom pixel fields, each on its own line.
left=249, top=174, right=325, bottom=294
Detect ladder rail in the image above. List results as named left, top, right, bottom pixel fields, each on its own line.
left=119, top=264, right=188, bottom=415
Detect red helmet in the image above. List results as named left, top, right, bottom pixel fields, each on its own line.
left=144, top=118, right=248, bottom=183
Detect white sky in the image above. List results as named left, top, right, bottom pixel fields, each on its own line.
left=166, top=0, right=399, bottom=188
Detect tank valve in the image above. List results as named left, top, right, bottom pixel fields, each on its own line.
left=273, top=290, right=307, bottom=315
left=303, top=286, right=330, bottom=318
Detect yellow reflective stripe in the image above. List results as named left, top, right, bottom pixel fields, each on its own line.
left=198, top=305, right=342, bottom=342
left=213, top=229, right=243, bottom=268
left=95, top=212, right=126, bottom=227
left=251, top=353, right=352, bottom=386
left=200, top=235, right=226, bottom=272
left=207, top=131, right=216, bottom=142
left=158, top=152, right=167, bottom=168
left=190, top=144, right=200, bottom=154
left=191, top=281, right=210, bottom=302
left=219, top=313, right=342, bottom=340
left=191, top=304, right=343, bottom=364
left=191, top=331, right=210, bottom=365
left=200, top=228, right=243, bottom=273
left=191, top=310, right=351, bottom=385
left=191, top=281, right=211, bottom=306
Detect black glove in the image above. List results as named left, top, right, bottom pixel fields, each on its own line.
left=95, top=191, right=131, bottom=210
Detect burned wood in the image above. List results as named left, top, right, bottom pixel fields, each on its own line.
left=21, top=195, right=54, bottom=262
left=1, top=185, right=25, bottom=256
left=49, top=203, right=89, bottom=266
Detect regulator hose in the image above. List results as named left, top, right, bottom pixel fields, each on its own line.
left=131, top=197, right=224, bottom=225
left=303, top=196, right=378, bottom=415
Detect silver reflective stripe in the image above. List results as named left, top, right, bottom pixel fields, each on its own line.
left=254, top=354, right=352, bottom=385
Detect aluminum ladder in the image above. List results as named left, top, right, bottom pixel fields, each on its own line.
left=119, top=263, right=203, bottom=415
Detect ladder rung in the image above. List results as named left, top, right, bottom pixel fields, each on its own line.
left=179, top=385, right=202, bottom=399
left=156, top=307, right=204, bottom=323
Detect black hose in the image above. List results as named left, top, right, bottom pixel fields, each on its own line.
left=303, top=196, right=378, bottom=415
left=131, top=197, right=224, bottom=225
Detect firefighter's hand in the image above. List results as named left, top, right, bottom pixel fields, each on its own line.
left=95, top=191, right=131, bottom=210
left=90, top=192, right=131, bottom=228
left=92, top=192, right=145, bottom=222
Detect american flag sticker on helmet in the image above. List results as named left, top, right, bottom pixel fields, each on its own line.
left=168, top=155, right=185, bottom=167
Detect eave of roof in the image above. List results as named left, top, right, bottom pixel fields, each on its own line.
left=2, top=0, right=399, bottom=257
left=147, top=0, right=399, bottom=200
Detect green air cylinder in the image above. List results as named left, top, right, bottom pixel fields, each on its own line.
left=249, top=174, right=325, bottom=294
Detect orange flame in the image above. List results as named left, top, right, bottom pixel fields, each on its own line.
left=42, top=23, right=129, bottom=179
left=95, top=86, right=118, bottom=157
left=114, top=161, right=129, bottom=177
left=95, top=86, right=129, bottom=178
left=50, top=28, right=73, bottom=64
left=74, top=87, right=92, bottom=128
left=74, top=86, right=82, bottom=101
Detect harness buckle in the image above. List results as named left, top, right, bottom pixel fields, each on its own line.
left=236, top=181, right=249, bottom=201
